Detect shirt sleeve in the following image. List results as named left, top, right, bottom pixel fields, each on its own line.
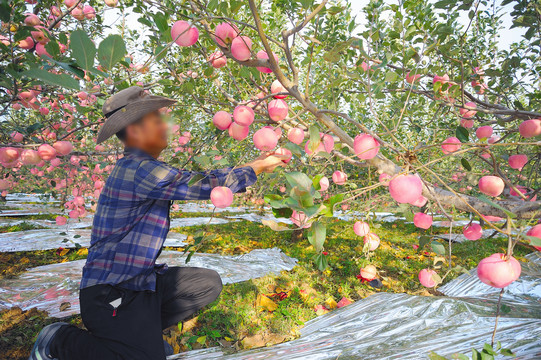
left=134, top=160, right=258, bottom=200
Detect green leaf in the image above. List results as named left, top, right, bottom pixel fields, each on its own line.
left=188, top=173, right=205, bottom=186
left=264, top=194, right=285, bottom=208
left=524, top=235, right=541, bottom=247
left=308, top=125, right=320, bottom=152
left=477, top=194, right=516, bottom=219
left=428, top=352, right=448, bottom=360
left=194, top=155, right=210, bottom=167
left=322, top=194, right=344, bottom=217
left=313, top=253, right=329, bottom=271
left=456, top=126, right=469, bottom=143
left=482, top=344, right=497, bottom=356
left=185, top=250, right=194, bottom=264
left=152, top=12, right=169, bottom=33
left=431, top=241, right=446, bottom=255
left=500, top=304, right=511, bottom=314
left=272, top=207, right=293, bottom=219
left=284, top=142, right=304, bottom=156
left=44, top=41, right=60, bottom=58
left=70, top=29, right=96, bottom=70
left=385, top=70, right=398, bottom=82
left=298, top=191, right=315, bottom=208
left=98, top=35, right=126, bottom=70
left=499, top=348, right=515, bottom=357
left=307, top=222, right=326, bottom=252
left=261, top=219, right=291, bottom=231
left=85, top=67, right=108, bottom=78
left=0, top=0, right=10, bottom=22
left=303, top=204, right=324, bottom=218
left=285, top=172, right=313, bottom=192
left=404, top=209, right=414, bottom=222
left=312, top=174, right=324, bottom=190
left=299, top=0, right=313, bottom=9
left=52, top=60, right=85, bottom=79
left=431, top=271, right=443, bottom=286
left=21, top=68, right=80, bottom=90
left=461, top=158, right=472, bottom=171
left=434, top=0, right=456, bottom=9
left=419, top=235, right=431, bottom=249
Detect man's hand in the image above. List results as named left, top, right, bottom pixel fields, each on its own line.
left=243, top=152, right=289, bottom=175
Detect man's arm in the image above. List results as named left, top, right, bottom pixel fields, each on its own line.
left=240, top=152, right=289, bottom=175
left=134, top=154, right=288, bottom=201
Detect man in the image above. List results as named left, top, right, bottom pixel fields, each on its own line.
left=30, top=86, right=288, bottom=360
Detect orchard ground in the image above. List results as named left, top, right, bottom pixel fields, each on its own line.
left=0, top=204, right=535, bottom=359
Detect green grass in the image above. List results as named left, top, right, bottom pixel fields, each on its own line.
left=165, top=218, right=532, bottom=351
left=170, top=209, right=262, bottom=219
left=0, top=218, right=534, bottom=357
left=0, top=248, right=88, bottom=280
left=0, top=213, right=59, bottom=221
left=0, top=222, right=43, bottom=233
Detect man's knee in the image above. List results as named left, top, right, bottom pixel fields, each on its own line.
left=205, top=269, right=223, bottom=301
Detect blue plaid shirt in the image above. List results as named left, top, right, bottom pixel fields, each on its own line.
left=81, top=148, right=257, bottom=291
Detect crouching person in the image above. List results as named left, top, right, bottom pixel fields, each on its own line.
left=29, top=87, right=288, bottom=360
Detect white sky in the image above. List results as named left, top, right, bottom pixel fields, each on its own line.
left=100, top=0, right=524, bottom=63
left=349, top=0, right=524, bottom=51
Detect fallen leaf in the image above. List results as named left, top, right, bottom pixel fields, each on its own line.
left=324, top=297, right=337, bottom=309
left=261, top=219, right=290, bottom=231
left=314, top=304, right=329, bottom=315
left=56, top=247, right=69, bottom=256
left=256, top=294, right=278, bottom=312
left=59, top=302, right=71, bottom=312
left=180, top=316, right=198, bottom=333
left=336, top=297, right=352, bottom=308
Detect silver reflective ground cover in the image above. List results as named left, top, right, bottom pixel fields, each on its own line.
left=167, top=253, right=541, bottom=360
left=0, top=228, right=188, bottom=252
left=170, top=217, right=231, bottom=227
left=0, top=217, right=94, bottom=229
left=0, top=248, right=297, bottom=318
left=175, top=202, right=253, bottom=213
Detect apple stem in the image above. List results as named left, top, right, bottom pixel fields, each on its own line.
left=491, top=288, right=505, bottom=347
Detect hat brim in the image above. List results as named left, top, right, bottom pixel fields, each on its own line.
left=97, top=96, right=177, bottom=144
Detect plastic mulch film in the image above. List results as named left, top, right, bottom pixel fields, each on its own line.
left=227, top=213, right=293, bottom=224
left=170, top=217, right=231, bottom=228
left=0, top=229, right=188, bottom=252
left=0, top=209, right=59, bottom=217
left=167, top=253, right=541, bottom=360
left=439, top=252, right=541, bottom=303
left=175, top=202, right=253, bottom=213
left=5, top=193, right=58, bottom=203
left=0, top=248, right=297, bottom=318
left=0, top=217, right=94, bottom=229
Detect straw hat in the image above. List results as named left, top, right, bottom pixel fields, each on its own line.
left=97, top=86, right=177, bottom=143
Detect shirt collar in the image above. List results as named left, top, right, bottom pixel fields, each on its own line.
left=124, top=147, right=155, bottom=159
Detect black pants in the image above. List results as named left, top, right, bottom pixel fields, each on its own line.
left=50, top=267, right=223, bottom=360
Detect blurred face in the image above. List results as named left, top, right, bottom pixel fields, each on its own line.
left=125, top=110, right=169, bottom=155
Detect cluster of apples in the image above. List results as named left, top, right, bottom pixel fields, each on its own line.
left=0, top=141, right=73, bottom=170
left=212, top=80, right=290, bottom=155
